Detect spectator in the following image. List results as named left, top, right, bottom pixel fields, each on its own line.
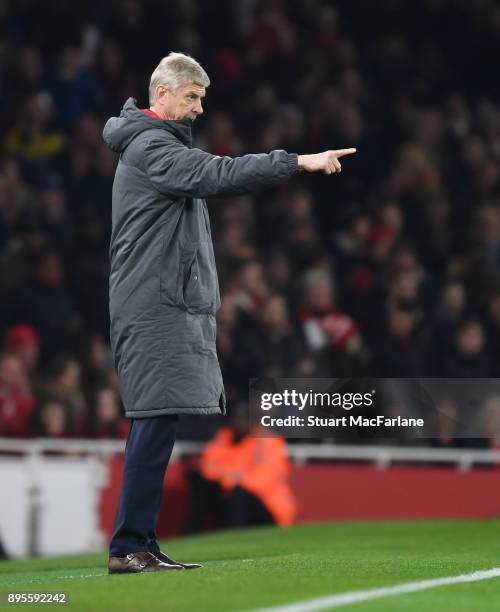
left=299, top=268, right=359, bottom=375
left=444, top=320, right=492, bottom=378
left=3, top=92, right=66, bottom=166
left=227, top=259, right=269, bottom=314
left=9, top=251, right=79, bottom=363
left=433, top=280, right=467, bottom=369
left=428, top=398, right=489, bottom=450
left=77, top=387, right=128, bottom=439
left=34, top=396, right=73, bottom=439
left=485, top=292, right=500, bottom=375
left=0, top=352, right=35, bottom=437
left=43, top=46, right=102, bottom=125
left=4, top=324, right=40, bottom=377
left=255, top=293, right=307, bottom=377
left=428, top=399, right=461, bottom=448
left=82, top=334, right=116, bottom=394
left=478, top=396, right=500, bottom=450
left=230, top=293, right=308, bottom=380
left=43, top=355, right=86, bottom=420
left=374, top=306, right=431, bottom=377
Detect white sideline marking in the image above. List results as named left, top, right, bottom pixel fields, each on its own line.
left=56, top=573, right=108, bottom=580
left=9, top=572, right=108, bottom=586
left=254, top=567, right=500, bottom=612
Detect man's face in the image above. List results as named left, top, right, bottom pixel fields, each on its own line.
left=156, top=82, right=206, bottom=120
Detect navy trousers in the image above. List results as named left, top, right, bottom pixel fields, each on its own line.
left=109, top=415, right=178, bottom=557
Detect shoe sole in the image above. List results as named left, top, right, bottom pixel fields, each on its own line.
left=108, top=566, right=184, bottom=574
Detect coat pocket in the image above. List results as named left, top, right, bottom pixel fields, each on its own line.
left=160, top=238, right=183, bottom=307
left=179, top=241, right=219, bottom=315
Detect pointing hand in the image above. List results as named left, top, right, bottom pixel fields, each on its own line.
left=298, top=148, right=357, bottom=174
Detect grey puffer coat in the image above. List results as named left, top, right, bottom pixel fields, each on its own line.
left=103, top=97, right=299, bottom=418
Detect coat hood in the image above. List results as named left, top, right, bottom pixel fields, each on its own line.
left=102, top=97, right=193, bottom=153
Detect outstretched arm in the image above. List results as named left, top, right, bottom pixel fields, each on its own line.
left=144, top=138, right=299, bottom=198
left=144, top=138, right=357, bottom=198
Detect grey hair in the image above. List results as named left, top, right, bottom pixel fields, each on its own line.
left=148, top=52, right=210, bottom=105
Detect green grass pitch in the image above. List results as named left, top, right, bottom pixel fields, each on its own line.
left=1, top=520, right=500, bottom=611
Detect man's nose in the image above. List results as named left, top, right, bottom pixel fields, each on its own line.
left=194, top=100, right=203, bottom=115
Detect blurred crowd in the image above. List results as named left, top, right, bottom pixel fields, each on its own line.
left=1, top=0, right=500, bottom=443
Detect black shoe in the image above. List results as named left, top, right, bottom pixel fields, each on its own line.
left=108, top=551, right=184, bottom=574
left=154, top=550, right=202, bottom=570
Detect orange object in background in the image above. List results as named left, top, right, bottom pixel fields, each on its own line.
left=198, top=427, right=297, bottom=526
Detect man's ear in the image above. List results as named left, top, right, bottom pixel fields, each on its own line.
left=155, top=84, right=168, bottom=104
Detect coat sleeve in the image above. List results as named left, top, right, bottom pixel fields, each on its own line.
left=144, top=137, right=299, bottom=198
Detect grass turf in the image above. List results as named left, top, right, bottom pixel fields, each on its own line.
left=0, top=519, right=499, bottom=611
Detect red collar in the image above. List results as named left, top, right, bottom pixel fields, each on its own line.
left=140, top=108, right=162, bottom=120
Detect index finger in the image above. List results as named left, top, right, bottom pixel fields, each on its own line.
left=334, top=148, right=357, bottom=158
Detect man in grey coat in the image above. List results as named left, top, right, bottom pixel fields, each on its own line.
left=103, top=52, right=356, bottom=574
